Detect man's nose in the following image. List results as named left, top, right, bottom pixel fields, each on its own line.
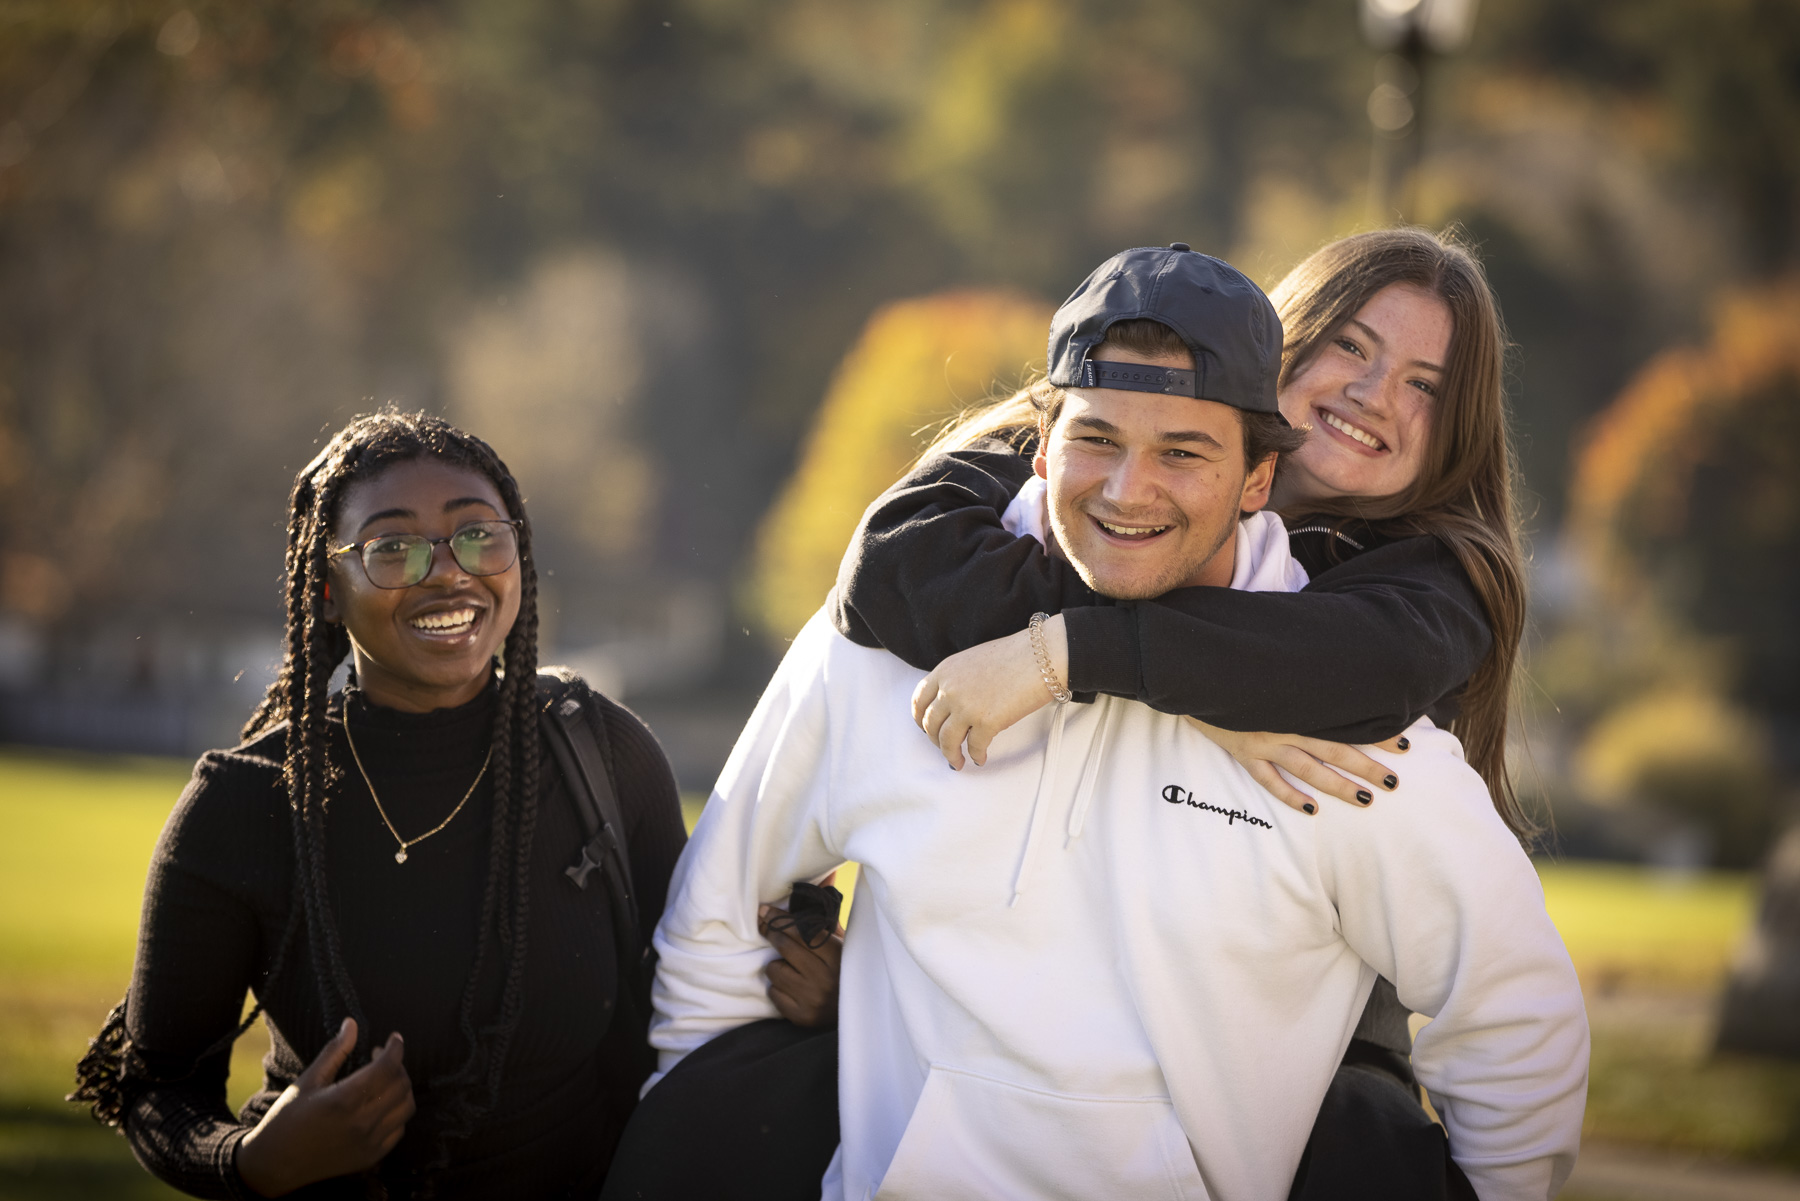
left=1102, top=453, right=1163, bottom=509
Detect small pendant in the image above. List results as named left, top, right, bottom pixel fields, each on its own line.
left=395, top=848, right=408, bottom=864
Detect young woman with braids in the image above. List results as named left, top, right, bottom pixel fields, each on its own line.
left=70, top=412, right=835, bottom=1199
left=828, top=228, right=1528, bottom=1199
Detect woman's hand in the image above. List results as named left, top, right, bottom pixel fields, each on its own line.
left=911, top=614, right=1069, bottom=770
left=1188, top=718, right=1407, bottom=815
left=235, top=1018, right=415, bottom=1197
left=758, top=902, right=843, bottom=1029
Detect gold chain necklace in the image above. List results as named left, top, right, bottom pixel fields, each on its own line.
left=343, top=718, right=493, bottom=864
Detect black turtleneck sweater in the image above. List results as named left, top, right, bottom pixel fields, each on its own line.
left=120, top=680, right=687, bottom=1200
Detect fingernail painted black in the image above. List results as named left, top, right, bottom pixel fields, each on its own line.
left=1303, top=803, right=1316, bottom=815
left=1356, top=790, right=1373, bottom=805
left=1383, top=774, right=1397, bottom=790
left=1397, top=737, right=1410, bottom=751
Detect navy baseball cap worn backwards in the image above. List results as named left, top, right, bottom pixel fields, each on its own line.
left=1047, top=243, right=1284, bottom=419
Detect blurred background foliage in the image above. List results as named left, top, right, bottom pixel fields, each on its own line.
left=0, top=0, right=1792, bottom=852
left=1534, top=278, right=1800, bottom=868
left=750, top=289, right=1046, bottom=639
left=0, top=18, right=1778, bottom=634
left=0, top=0, right=1794, bottom=851
left=0, top=0, right=1786, bottom=625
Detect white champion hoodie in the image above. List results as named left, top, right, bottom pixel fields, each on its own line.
left=649, top=482, right=1588, bottom=1201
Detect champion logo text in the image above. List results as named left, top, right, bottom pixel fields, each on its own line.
left=1162, top=784, right=1273, bottom=829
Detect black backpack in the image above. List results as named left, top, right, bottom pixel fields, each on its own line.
left=536, top=668, right=652, bottom=1013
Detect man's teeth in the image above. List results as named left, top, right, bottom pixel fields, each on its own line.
left=1322, top=411, right=1384, bottom=450
left=412, top=609, right=477, bottom=631
left=1099, top=520, right=1169, bottom=537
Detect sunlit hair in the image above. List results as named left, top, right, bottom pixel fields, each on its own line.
left=74, top=411, right=544, bottom=1198
left=921, top=318, right=1303, bottom=470
left=1273, top=227, right=1529, bottom=838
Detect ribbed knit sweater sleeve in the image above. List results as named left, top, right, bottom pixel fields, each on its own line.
left=122, top=751, right=283, bottom=1201
left=830, top=447, right=1491, bottom=742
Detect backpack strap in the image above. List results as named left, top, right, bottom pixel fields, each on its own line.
left=537, top=668, right=643, bottom=971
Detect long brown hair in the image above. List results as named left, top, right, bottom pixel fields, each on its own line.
left=1273, top=228, right=1528, bottom=837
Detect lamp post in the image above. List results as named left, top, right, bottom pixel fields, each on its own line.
left=1359, top=0, right=1478, bottom=224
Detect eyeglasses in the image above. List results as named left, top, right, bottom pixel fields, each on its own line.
left=331, top=520, right=522, bottom=589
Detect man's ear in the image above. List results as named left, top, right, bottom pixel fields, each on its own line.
left=1239, top=453, right=1277, bottom=514
left=1034, top=418, right=1051, bottom=481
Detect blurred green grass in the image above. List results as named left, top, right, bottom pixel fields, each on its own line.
left=1528, top=860, right=1800, bottom=1168
left=0, top=751, right=192, bottom=980
left=2, top=747, right=1797, bottom=1200
left=0, top=750, right=270, bottom=1199
left=1537, top=860, right=1759, bottom=992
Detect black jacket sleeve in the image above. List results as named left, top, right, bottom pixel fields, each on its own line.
left=831, top=447, right=1098, bottom=668
left=1065, top=535, right=1491, bottom=741
left=831, top=447, right=1491, bottom=742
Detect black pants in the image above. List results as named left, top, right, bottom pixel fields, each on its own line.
left=602, top=1029, right=1475, bottom=1200
left=1287, top=1040, right=1479, bottom=1201
left=599, top=1019, right=839, bottom=1201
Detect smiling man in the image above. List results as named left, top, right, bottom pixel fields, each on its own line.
left=1026, top=246, right=1300, bottom=603
left=641, top=248, right=1587, bottom=1201
left=1040, top=380, right=1265, bottom=595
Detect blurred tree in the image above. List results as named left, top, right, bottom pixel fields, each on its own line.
left=751, top=289, right=1047, bottom=640
left=1533, top=274, right=1800, bottom=1057
left=1555, top=280, right=1800, bottom=872
left=1420, top=0, right=1800, bottom=522
left=1577, top=685, right=1775, bottom=867
left=1480, top=0, right=1800, bottom=271
left=1571, top=281, right=1800, bottom=730
left=0, top=1, right=415, bottom=663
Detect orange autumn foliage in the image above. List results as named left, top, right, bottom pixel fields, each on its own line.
left=751, top=290, right=1050, bottom=640
left=1569, top=279, right=1800, bottom=577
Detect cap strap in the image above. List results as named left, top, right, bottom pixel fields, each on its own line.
left=1078, top=359, right=1198, bottom=396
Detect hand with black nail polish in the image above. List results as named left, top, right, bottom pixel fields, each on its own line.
left=1185, top=720, right=1401, bottom=814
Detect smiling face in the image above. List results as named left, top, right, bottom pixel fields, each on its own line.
left=1273, top=282, right=1452, bottom=507
left=1034, top=348, right=1276, bottom=599
left=325, top=458, right=522, bottom=713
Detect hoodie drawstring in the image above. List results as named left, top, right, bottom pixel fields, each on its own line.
left=1010, top=702, right=1069, bottom=906
left=1066, top=697, right=1117, bottom=844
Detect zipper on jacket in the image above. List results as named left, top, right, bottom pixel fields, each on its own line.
left=1287, top=523, right=1365, bottom=551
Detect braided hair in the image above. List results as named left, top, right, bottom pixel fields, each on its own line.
left=76, top=411, right=546, bottom=1195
